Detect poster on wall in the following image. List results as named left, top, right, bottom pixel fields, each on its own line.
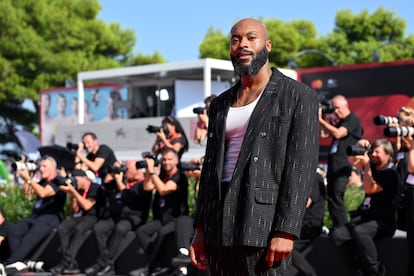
left=40, top=84, right=128, bottom=145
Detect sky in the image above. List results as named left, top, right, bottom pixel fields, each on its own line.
left=98, top=0, right=414, bottom=62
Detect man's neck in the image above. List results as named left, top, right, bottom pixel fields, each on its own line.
left=240, top=66, right=272, bottom=89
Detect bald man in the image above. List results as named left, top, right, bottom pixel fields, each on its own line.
left=190, top=18, right=320, bottom=275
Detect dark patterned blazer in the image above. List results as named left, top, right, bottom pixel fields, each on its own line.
left=194, top=68, right=320, bottom=248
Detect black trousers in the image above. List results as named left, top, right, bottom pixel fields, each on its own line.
left=330, top=219, right=395, bottom=275
left=327, top=174, right=349, bottom=227
left=6, top=214, right=60, bottom=264
left=94, top=216, right=143, bottom=267
left=290, top=239, right=317, bottom=276
left=57, top=215, right=98, bottom=266
left=206, top=244, right=290, bottom=276
left=175, top=215, right=194, bottom=250
left=136, top=219, right=176, bottom=270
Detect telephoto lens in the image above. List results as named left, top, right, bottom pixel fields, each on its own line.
left=346, top=145, right=368, bottom=156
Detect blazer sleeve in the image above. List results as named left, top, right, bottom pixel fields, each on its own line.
left=272, top=82, right=320, bottom=238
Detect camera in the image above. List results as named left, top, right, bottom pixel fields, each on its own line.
left=384, top=126, right=414, bottom=137
left=56, top=176, right=78, bottom=190
left=320, top=100, right=336, bottom=114
left=135, top=151, right=159, bottom=169
left=180, top=162, right=202, bottom=171
left=346, top=145, right=370, bottom=156
left=107, top=166, right=128, bottom=174
left=373, top=115, right=400, bottom=126
left=11, top=161, right=38, bottom=171
left=193, top=107, right=206, bottom=115
left=66, top=142, right=79, bottom=150
left=146, top=125, right=169, bottom=136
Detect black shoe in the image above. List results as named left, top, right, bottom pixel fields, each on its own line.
left=150, top=266, right=169, bottom=276
left=129, top=267, right=149, bottom=276
left=62, top=265, right=80, bottom=274
left=85, top=264, right=103, bottom=276
left=50, top=263, right=66, bottom=275
left=96, top=265, right=115, bottom=276
left=171, top=253, right=191, bottom=267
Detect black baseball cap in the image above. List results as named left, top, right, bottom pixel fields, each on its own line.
left=71, top=169, right=87, bottom=177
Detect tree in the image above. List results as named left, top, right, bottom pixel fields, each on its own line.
left=198, top=8, right=414, bottom=68
left=0, top=0, right=137, bottom=103
left=312, top=7, right=414, bottom=66
left=128, top=51, right=167, bottom=66
left=0, top=0, right=166, bottom=148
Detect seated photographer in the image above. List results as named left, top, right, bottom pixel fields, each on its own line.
left=331, top=138, right=399, bottom=276
left=84, top=160, right=152, bottom=276
left=131, top=147, right=189, bottom=276
left=400, top=129, right=414, bottom=276
left=49, top=169, right=104, bottom=275
left=74, top=132, right=117, bottom=184
left=83, top=161, right=124, bottom=276
left=151, top=116, right=189, bottom=161
left=5, top=156, right=67, bottom=267
left=193, top=95, right=216, bottom=145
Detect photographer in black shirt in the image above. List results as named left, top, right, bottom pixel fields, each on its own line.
left=5, top=156, right=66, bottom=267
left=50, top=169, right=104, bottom=275
left=319, top=95, right=364, bottom=228
left=85, top=160, right=152, bottom=276
left=331, top=139, right=399, bottom=276
left=75, top=132, right=117, bottom=184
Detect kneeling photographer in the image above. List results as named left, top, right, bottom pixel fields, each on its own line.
left=331, top=138, right=399, bottom=276
left=50, top=169, right=104, bottom=275
left=148, top=116, right=189, bottom=161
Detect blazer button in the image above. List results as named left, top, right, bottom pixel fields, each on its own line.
left=253, top=157, right=259, bottom=162
left=259, top=132, right=266, bottom=137
left=209, top=133, right=213, bottom=138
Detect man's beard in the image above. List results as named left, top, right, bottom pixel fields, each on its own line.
left=231, top=46, right=269, bottom=77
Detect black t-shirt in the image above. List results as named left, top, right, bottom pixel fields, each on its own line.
left=301, top=172, right=326, bottom=239
left=0, top=220, right=10, bottom=238
left=328, top=112, right=364, bottom=176
left=363, top=163, right=399, bottom=222
left=32, top=176, right=67, bottom=219
left=86, top=144, right=117, bottom=181
left=101, top=179, right=123, bottom=219
left=152, top=169, right=189, bottom=224
left=121, top=180, right=152, bottom=224
left=73, top=182, right=104, bottom=218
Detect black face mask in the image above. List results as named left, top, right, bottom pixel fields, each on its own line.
left=231, top=45, right=269, bottom=77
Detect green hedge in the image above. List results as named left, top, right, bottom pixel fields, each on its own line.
left=0, top=178, right=365, bottom=228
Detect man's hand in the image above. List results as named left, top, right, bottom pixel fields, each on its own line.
left=265, top=232, right=294, bottom=267
left=189, top=227, right=208, bottom=270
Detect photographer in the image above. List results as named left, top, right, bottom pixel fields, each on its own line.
left=74, top=132, right=117, bottom=184
left=400, top=122, right=414, bottom=276
left=84, top=160, right=152, bottom=276
left=50, top=169, right=104, bottom=275
left=5, top=156, right=67, bottom=267
left=151, top=116, right=189, bottom=161
left=193, top=95, right=216, bottom=145
left=131, top=147, right=189, bottom=276
left=331, top=138, right=399, bottom=276
left=319, top=94, right=364, bottom=228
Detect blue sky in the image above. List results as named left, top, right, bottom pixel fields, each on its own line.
left=99, top=0, right=414, bottom=62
